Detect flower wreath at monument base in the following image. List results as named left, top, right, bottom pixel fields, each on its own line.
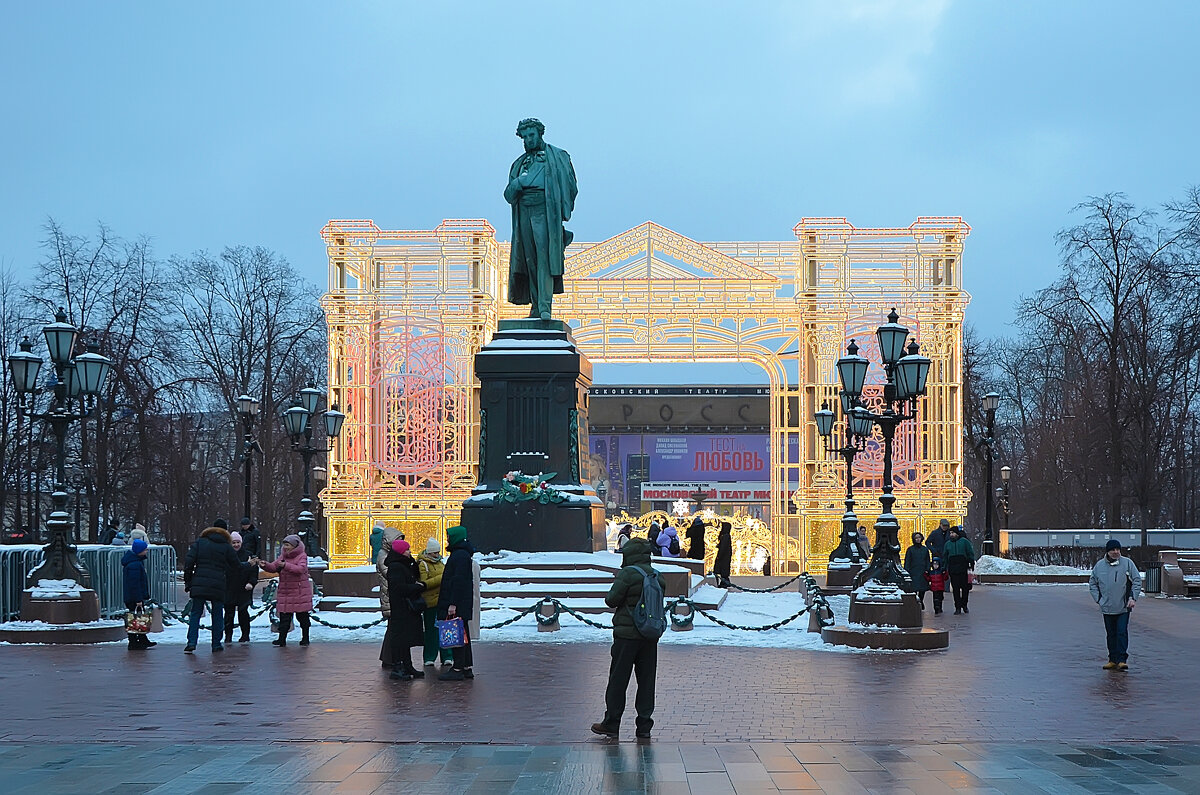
left=493, top=470, right=571, bottom=505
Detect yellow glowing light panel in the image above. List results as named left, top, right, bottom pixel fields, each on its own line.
left=320, top=217, right=972, bottom=572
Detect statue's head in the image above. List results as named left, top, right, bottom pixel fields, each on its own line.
left=516, top=117, right=545, bottom=151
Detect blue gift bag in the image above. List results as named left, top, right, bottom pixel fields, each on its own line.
left=435, top=617, right=467, bottom=649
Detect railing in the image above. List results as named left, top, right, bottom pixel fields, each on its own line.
left=0, top=545, right=179, bottom=621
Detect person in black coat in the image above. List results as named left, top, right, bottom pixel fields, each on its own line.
left=437, top=525, right=476, bottom=680
left=121, top=539, right=156, bottom=650
left=223, top=531, right=259, bottom=644
left=183, top=519, right=240, bottom=654
left=685, top=517, right=707, bottom=562
left=238, top=517, right=261, bottom=559
left=100, top=519, right=119, bottom=545
left=385, top=539, right=426, bottom=681
left=926, top=518, right=950, bottom=563
left=713, top=521, right=733, bottom=588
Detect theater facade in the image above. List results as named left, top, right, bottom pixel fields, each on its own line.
left=320, top=217, right=972, bottom=573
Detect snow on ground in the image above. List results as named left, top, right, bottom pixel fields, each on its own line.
left=974, top=555, right=1087, bottom=576
left=20, top=589, right=896, bottom=652
left=1, top=619, right=125, bottom=631
left=480, top=550, right=693, bottom=574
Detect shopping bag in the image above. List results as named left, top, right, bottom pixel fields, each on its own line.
left=435, top=617, right=467, bottom=649
left=124, top=609, right=152, bottom=634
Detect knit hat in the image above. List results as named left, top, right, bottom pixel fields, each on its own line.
left=392, top=538, right=410, bottom=555
left=115, top=532, right=125, bottom=540
left=446, top=525, right=468, bottom=546
left=282, top=533, right=303, bottom=548
left=214, top=518, right=228, bottom=529
left=932, top=556, right=942, bottom=565
left=1105, top=539, right=1122, bottom=551
left=230, top=531, right=243, bottom=544
left=241, top=516, right=252, bottom=526
left=132, top=539, right=148, bottom=554
left=424, top=537, right=440, bottom=554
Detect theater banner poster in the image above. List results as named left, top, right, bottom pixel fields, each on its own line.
left=589, top=433, right=784, bottom=509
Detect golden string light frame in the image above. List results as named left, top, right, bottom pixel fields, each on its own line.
left=320, top=217, right=972, bottom=572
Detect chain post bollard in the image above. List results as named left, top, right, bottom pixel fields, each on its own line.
left=807, top=603, right=825, bottom=633
left=669, top=598, right=694, bottom=631
left=535, top=597, right=561, bottom=631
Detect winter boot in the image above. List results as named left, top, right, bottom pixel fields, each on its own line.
left=139, top=634, right=156, bottom=648
left=299, top=629, right=310, bottom=646
left=127, top=633, right=141, bottom=650
left=405, top=662, right=424, bottom=679
left=272, top=631, right=287, bottom=647
left=390, top=665, right=412, bottom=681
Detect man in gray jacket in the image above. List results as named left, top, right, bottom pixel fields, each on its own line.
left=1088, top=539, right=1142, bottom=671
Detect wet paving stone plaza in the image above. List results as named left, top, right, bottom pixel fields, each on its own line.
left=2, top=585, right=1199, bottom=793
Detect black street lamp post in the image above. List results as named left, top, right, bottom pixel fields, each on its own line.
left=282, top=382, right=345, bottom=556
left=997, top=464, right=1012, bottom=543
left=236, top=393, right=261, bottom=522
left=814, top=392, right=873, bottom=565
left=835, top=308, right=931, bottom=589
left=981, top=392, right=1001, bottom=557
left=6, top=308, right=113, bottom=586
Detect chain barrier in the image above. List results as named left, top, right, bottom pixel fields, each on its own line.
left=725, top=573, right=804, bottom=593
left=481, top=603, right=543, bottom=630
left=550, top=598, right=614, bottom=630
left=800, top=573, right=837, bottom=629
left=308, top=613, right=387, bottom=630
left=146, top=599, right=271, bottom=630
left=695, top=602, right=811, bottom=631
left=154, top=576, right=839, bottom=634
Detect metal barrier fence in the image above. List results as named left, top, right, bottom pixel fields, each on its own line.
left=0, top=548, right=46, bottom=621
left=0, top=544, right=179, bottom=621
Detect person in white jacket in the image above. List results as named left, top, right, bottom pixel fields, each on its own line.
left=1088, top=539, right=1142, bottom=671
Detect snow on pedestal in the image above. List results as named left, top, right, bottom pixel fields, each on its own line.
left=29, top=579, right=84, bottom=599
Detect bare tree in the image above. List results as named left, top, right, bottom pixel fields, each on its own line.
left=168, top=246, right=326, bottom=552
left=28, top=221, right=178, bottom=540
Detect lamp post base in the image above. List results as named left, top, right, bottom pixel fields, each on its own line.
left=822, top=582, right=949, bottom=650
left=25, top=491, right=90, bottom=589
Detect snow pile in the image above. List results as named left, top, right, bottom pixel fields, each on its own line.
left=974, top=555, right=1086, bottom=576
left=28, top=579, right=83, bottom=599
left=1, top=619, right=124, bottom=631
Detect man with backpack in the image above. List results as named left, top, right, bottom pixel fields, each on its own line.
left=592, top=535, right=666, bottom=739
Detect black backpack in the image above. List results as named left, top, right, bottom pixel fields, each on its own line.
left=668, top=535, right=680, bottom=556
left=631, top=567, right=667, bottom=640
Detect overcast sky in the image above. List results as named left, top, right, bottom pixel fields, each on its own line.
left=2, top=1, right=1197, bottom=383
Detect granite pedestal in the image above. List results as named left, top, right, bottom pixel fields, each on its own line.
left=461, top=319, right=605, bottom=553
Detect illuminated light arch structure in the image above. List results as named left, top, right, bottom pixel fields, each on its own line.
left=320, top=217, right=972, bottom=572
